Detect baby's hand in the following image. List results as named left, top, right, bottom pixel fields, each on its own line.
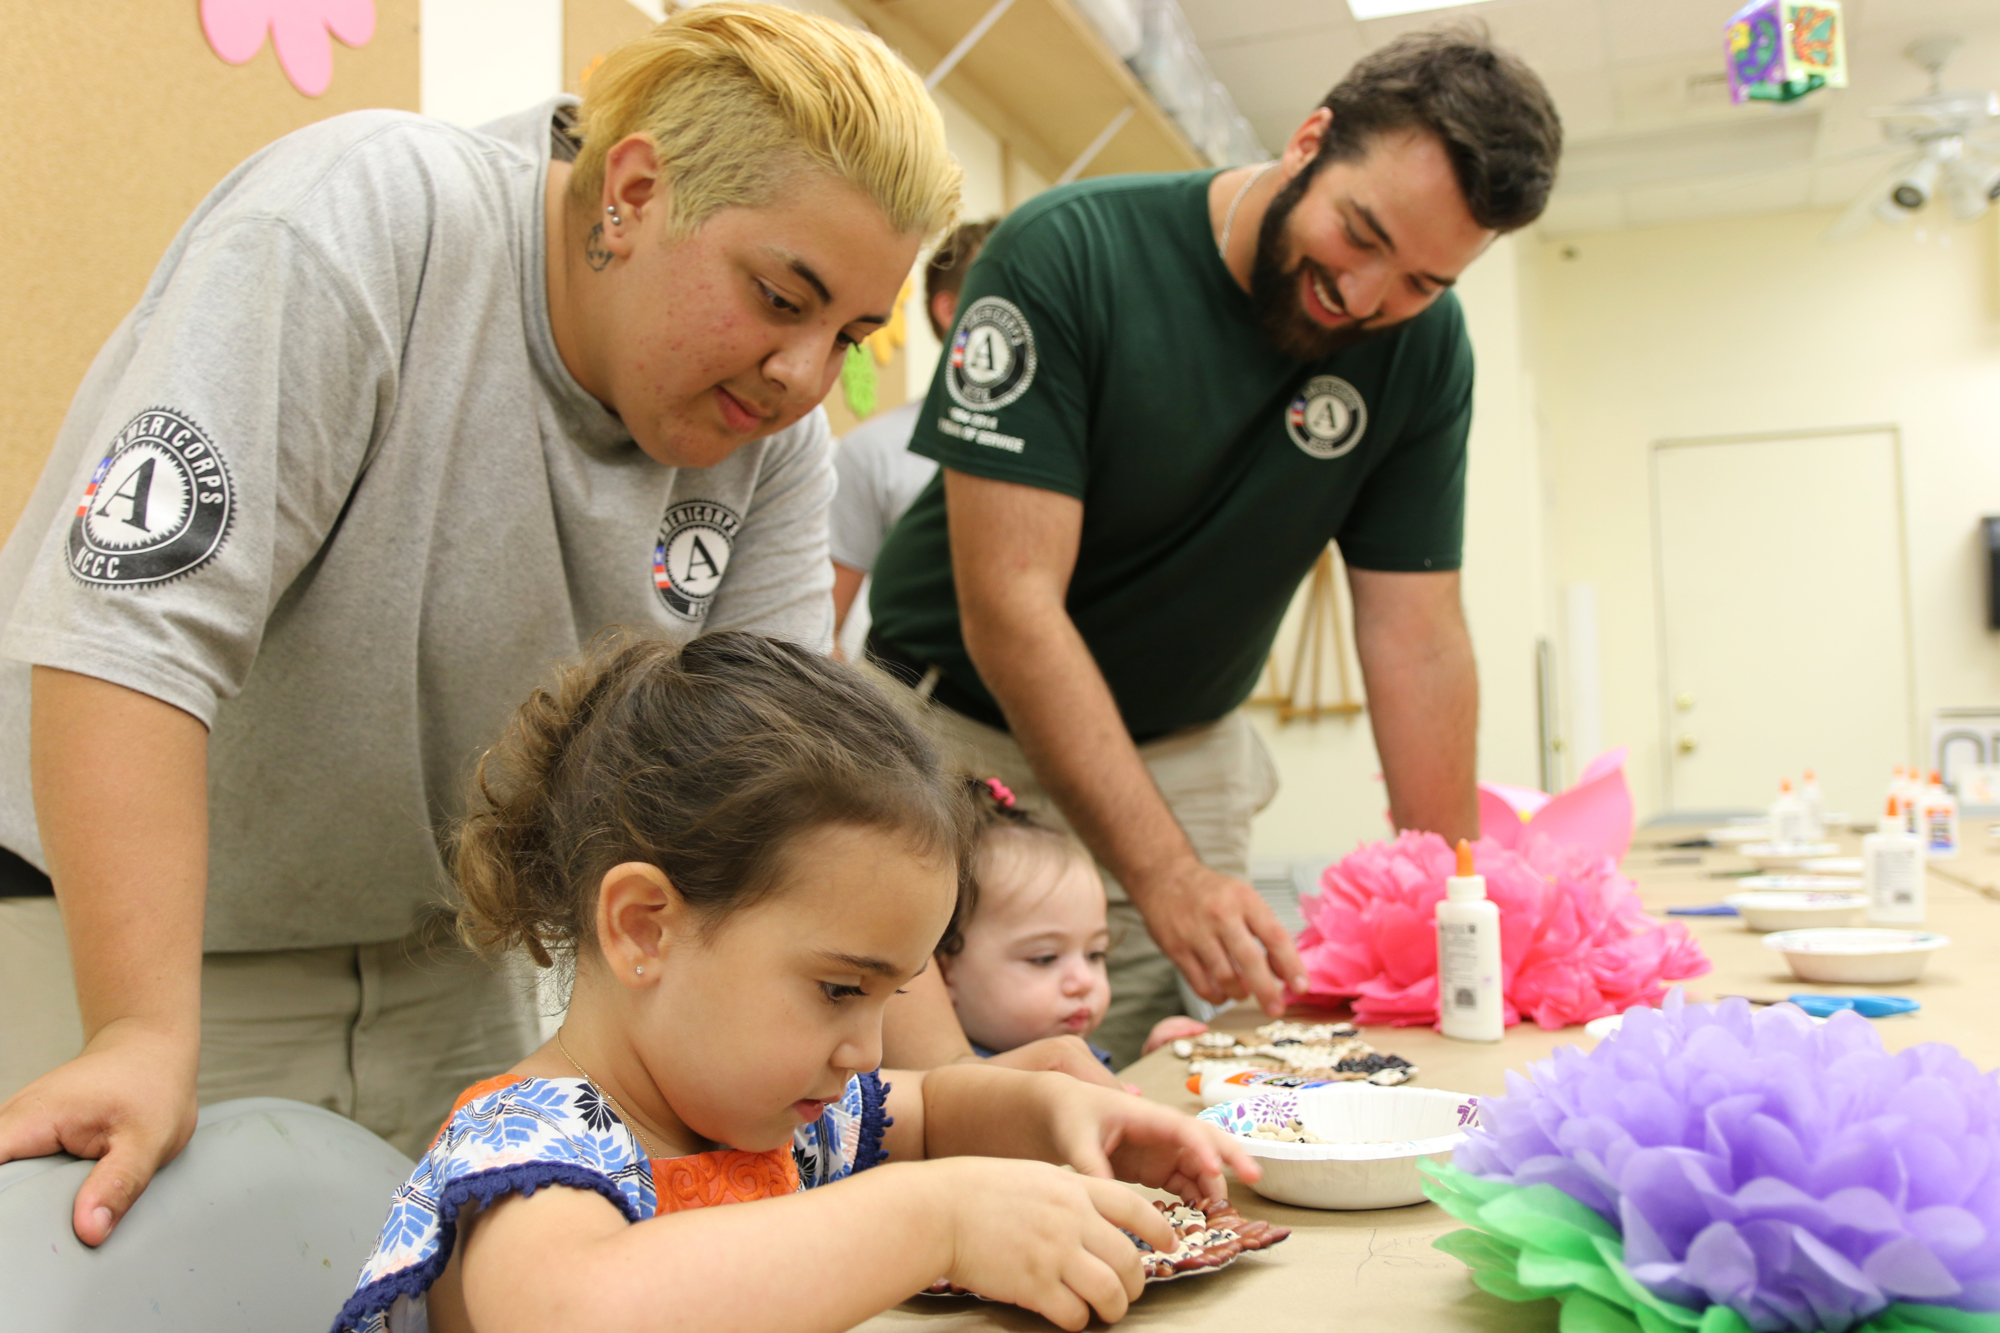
left=1141, top=1015, right=1209, bottom=1056
left=931, top=1158, right=1174, bottom=1330
left=1043, top=1082, right=1258, bottom=1202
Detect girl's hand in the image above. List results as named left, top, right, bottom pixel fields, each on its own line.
left=931, top=1158, right=1175, bottom=1330
left=973, top=1035, right=1128, bottom=1092
left=1043, top=1082, right=1259, bottom=1202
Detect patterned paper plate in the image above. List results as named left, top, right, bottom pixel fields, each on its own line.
left=920, top=1196, right=1290, bottom=1298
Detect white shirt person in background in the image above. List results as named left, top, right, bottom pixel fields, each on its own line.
left=830, top=219, right=995, bottom=657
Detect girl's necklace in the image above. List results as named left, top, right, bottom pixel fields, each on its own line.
left=555, top=1026, right=663, bottom=1159
left=1218, top=161, right=1277, bottom=263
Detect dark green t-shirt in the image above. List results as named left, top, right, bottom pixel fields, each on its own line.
left=869, top=170, right=1472, bottom=741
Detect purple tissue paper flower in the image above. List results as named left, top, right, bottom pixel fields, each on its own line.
left=1454, top=993, right=2000, bottom=1333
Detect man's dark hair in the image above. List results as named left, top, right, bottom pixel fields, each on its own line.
left=1315, top=26, right=1561, bottom=232
left=923, top=218, right=999, bottom=337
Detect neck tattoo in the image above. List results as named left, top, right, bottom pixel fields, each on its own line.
left=555, top=1026, right=662, bottom=1158
left=1218, top=162, right=1278, bottom=265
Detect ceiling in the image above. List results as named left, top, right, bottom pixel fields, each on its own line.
left=1175, top=0, right=2000, bottom=235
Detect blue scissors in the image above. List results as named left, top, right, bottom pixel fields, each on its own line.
left=1786, top=994, right=1920, bottom=1018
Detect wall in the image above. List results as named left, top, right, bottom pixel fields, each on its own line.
left=1248, top=232, right=1554, bottom=864
left=422, top=0, right=561, bottom=125
left=1535, top=208, right=2000, bottom=820
left=0, top=1, right=421, bottom=538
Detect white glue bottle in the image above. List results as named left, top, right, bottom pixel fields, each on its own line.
left=1902, top=771, right=1924, bottom=836
left=1799, top=769, right=1825, bottom=841
left=1437, top=839, right=1503, bottom=1042
left=1920, top=771, right=1959, bottom=860
left=1865, top=796, right=1925, bottom=924
left=1768, top=779, right=1810, bottom=846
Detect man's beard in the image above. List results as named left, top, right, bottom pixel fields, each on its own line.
left=1247, top=169, right=1392, bottom=362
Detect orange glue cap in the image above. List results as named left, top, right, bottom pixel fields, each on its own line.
left=1455, top=839, right=1475, bottom=878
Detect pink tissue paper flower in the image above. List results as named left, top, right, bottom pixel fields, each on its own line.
left=1480, top=745, right=1635, bottom=864
left=1296, top=831, right=1710, bottom=1029
left=201, top=0, right=376, bottom=98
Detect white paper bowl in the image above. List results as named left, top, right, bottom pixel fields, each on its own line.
left=1737, top=874, right=1864, bottom=892
left=1762, top=928, right=1950, bottom=984
left=1739, top=842, right=1841, bottom=868
left=1198, top=1084, right=1476, bottom=1210
left=1725, top=891, right=1868, bottom=932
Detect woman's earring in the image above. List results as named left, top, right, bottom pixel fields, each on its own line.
left=606, top=204, right=623, bottom=227
left=635, top=965, right=644, bottom=976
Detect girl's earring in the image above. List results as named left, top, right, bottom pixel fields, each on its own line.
left=606, top=203, right=623, bottom=227
left=635, top=965, right=645, bottom=976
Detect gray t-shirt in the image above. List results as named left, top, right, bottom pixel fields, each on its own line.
left=0, top=99, right=834, bottom=951
left=829, top=400, right=938, bottom=574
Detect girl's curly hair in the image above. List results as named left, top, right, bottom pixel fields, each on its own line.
left=452, top=631, right=975, bottom=974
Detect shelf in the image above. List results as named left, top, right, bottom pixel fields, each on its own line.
left=842, top=0, right=1205, bottom=185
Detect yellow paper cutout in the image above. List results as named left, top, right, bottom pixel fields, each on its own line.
left=867, top=279, right=912, bottom=367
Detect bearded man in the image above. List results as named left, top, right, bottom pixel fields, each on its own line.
left=867, top=29, right=1563, bottom=1065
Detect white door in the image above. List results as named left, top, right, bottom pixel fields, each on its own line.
left=1652, top=429, right=1914, bottom=819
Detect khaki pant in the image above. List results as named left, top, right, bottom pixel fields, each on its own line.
left=918, top=703, right=1279, bottom=1068
left=1, top=902, right=540, bottom=1161
left=197, top=915, right=542, bottom=1158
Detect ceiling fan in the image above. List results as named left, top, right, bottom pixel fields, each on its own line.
left=1825, top=35, right=2000, bottom=237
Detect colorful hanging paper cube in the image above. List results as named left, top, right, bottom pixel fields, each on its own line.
left=1725, top=0, right=1846, bottom=104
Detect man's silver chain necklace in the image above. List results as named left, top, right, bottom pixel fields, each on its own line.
left=1218, top=162, right=1278, bottom=261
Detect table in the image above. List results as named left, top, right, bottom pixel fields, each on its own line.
left=858, top=823, right=2000, bottom=1331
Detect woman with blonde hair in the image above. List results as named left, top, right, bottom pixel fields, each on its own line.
left=0, top=3, right=958, bottom=1248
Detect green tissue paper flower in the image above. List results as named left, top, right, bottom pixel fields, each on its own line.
left=841, top=343, right=877, bottom=419
left=1420, top=1162, right=2000, bottom=1333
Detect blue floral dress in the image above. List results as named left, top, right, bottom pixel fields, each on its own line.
left=332, top=1072, right=890, bottom=1333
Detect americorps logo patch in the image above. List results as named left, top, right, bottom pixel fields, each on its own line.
left=1284, top=375, right=1368, bottom=460
left=652, top=500, right=741, bottom=622
left=67, top=407, right=234, bottom=587
left=945, top=297, right=1037, bottom=411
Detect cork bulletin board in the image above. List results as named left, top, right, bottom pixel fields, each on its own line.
left=0, top=2, right=422, bottom=537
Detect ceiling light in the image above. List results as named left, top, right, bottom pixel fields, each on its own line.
left=1346, top=0, right=1496, bottom=20
left=1890, top=156, right=1942, bottom=210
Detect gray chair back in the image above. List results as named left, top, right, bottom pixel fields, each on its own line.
left=0, top=1098, right=413, bottom=1332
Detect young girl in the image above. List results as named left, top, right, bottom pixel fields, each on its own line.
left=937, top=779, right=1118, bottom=1070
left=333, top=633, right=1256, bottom=1333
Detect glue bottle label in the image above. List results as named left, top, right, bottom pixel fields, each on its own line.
left=1440, top=922, right=1481, bottom=1014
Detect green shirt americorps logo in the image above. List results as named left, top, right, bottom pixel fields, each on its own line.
left=870, top=170, right=1473, bottom=741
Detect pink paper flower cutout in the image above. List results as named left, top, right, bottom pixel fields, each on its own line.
left=1478, top=746, right=1635, bottom=864
left=201, top=0, right=376, bottom=98
left=1295, top=830, right=1709, bottom=1030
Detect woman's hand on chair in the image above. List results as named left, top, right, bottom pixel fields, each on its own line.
left=0, top=1017, right=199, bottom=1246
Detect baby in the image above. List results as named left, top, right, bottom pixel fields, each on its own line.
left=937, top=779, right=1118, bottom=1070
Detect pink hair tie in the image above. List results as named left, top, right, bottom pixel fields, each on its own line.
left=983, top=778, right=1016, bottom=809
